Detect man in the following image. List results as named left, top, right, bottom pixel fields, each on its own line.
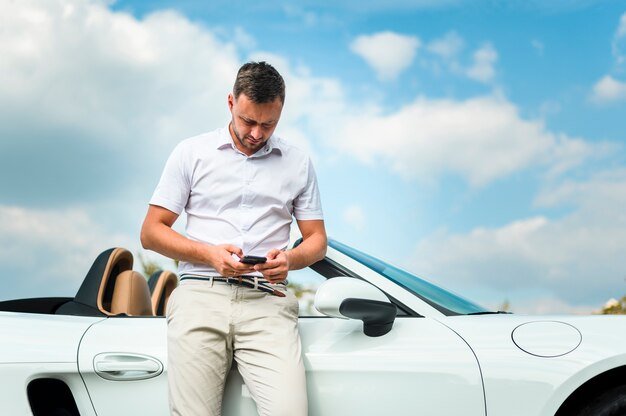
left=141, top=61, right=327, bottom=416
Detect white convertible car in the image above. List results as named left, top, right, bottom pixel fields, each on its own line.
left=1, top=239, right=626, bottom=416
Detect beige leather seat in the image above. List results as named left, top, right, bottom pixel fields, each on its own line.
left=56, top=247, right=153, bottom=316
left=148, top=270, right=178, bottom=316
left=109, top=270, right=154, bottom=316
left=96, top=248, right=153, bottom=317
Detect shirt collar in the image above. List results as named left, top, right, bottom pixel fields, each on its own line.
left=217, top=124, right=283, bottom=157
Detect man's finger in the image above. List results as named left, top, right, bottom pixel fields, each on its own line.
left=254, top=258, right=280, bottom=270
left=265, top=248, right=281, bottom=259
left=224, top=245, right=244, bottom=257
left=232, top=261, right=255, bottom=271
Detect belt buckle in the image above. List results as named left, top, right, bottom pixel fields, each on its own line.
left=233, top=275, right=287, bottom=298
left=231, top=276, right=245, bottom=285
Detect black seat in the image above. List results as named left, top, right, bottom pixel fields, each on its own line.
left=56, top=248, right=151, bottom=316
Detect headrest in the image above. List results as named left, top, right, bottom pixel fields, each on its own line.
left=57, top=247, right=135, bottom=316
left=148, top=270, right=178, bottom=316
left=94, top=248, right=134, bottom=314
left=109, top=270, right=154, bottom=316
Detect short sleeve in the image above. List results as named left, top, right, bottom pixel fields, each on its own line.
left=293, top=157, right=324, bottom=220
left=149, top=142, right=191, bottom=215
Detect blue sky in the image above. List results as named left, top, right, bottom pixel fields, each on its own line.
left=1, top=0, right=625, bottom=314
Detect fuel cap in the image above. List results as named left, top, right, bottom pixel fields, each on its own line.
left=512, top=321, right=582, bottom=357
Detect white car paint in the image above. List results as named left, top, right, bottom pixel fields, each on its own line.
left=78, top=317, right=169, bottom=415
left=0, top=312, right=103, bottom=363
left=314, top=276, right=390, bottom=318
left=443, top=315, right=626, bottom=416
left=0, top=312, right=104, bottom=416
left=72, top=305, right=485, bottom=415
left=2, top=239, right=626, bottom=416
left=0, top=362, right=97, bottom=416
left=511, top=321, right=582, bottom=357
left=298, top=316, right=485, bottom=415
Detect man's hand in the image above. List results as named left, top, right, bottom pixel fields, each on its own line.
left=255, top=249, right=290, bottom=283
left=207, top=244, right=255, bottom=277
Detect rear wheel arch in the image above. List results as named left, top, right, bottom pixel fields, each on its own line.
left=555, top=366, right=626, bottom=416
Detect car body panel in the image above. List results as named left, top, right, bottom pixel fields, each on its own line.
left=78, top=317, right=169, bottom=415
left=442, top=314, right=626, bottom=416
left=75, top=314, right=485, bottom=415
left=299, top=316, right=485, bottom=415
left=0, top=312, right=103, bottom=415
left=0, top=362, right=98, bottom=416
left=0, top=311, right=103, bottom=363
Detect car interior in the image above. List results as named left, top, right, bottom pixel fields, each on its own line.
left=0, top=246, right=415, bottom=318
left=0, top=247, right=177, bottom=317
left=148, top=270, right=179, bottom=316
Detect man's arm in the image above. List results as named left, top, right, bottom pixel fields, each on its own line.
left=140, top=205, right=255, bottom=276
left=256, top=219, right=327, bottom=283
left=286, top=219, right=327, bottom=270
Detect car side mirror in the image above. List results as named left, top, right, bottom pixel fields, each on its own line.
left=314, top=277, right=397, bottom=337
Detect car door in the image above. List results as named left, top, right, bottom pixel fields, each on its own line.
left=298, top=316, right=485, bottom=415
left=78, top=266, right=486, bottom=416
left=283, top=266, right=486, bottom=416
left=78, top=316, right=169, bottom=415
left=222, top=313, right=486, bottom=416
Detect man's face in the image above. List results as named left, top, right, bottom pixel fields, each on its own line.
left=228, top=93, right=283, bottom=156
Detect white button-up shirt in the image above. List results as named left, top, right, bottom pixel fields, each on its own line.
left=149, top=126, right=324, bottom=277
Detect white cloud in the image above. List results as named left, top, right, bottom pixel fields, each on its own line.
left=0, top=205, right=136, bottom=299
left=506, top=296, right=599, bottom=315
left=588, top=14, right=626, bottom=105
left=539, top=100, right=561, bottom=116
left=534, top=168, right=626, bottom=214
left=331, top=94, right=600, bottom=186
left=0, top=0, right=351, bottom=206
left=427, top=31, right=464, bottom=59
left=423, top=33, right=500, bottom=84
left=531, top=39, right=544, bottom=55
left=466, top=43, right=498, bottom=83
left=590, top=75, right=626, bottom=103
left=0, top=0, right=240, bottom=157
left=248, top=51, right=346, bottom=161
left=618, top=12, right=626, bottom=37
left=283, top=5, right=324, bottom=27
left=343, top=205, right=367, bottom=231
left=0, top=0, right=350, bottom=298
left=410, top=169, right=626, bottom=314
left=613, top=12, right=626, bottom=64
left=350, top=31, right=421, bottom=80
left=422, top=33, right=504, bottom=85
left=332, top=0, right=461, bottom=12
left=233, top=27, right=257, bottom=49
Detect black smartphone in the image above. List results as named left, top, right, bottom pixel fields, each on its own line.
left=240, top=255, right=267, bottom=265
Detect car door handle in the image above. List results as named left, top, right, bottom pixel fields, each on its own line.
left=94, top=353, right=164, bottom=381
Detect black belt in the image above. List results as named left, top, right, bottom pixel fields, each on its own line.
left=180, top=274, right=287, bottom=297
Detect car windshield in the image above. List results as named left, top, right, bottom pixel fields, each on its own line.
left=329, top=239, right=492, bottom=316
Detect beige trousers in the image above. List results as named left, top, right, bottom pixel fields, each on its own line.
left=166, top=279, right=307, bottom=416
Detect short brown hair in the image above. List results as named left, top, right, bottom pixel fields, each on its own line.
left=233, top=61, right=285, bottom=104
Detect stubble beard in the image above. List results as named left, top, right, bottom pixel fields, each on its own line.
left=231, top=121, right=264, bottom=153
